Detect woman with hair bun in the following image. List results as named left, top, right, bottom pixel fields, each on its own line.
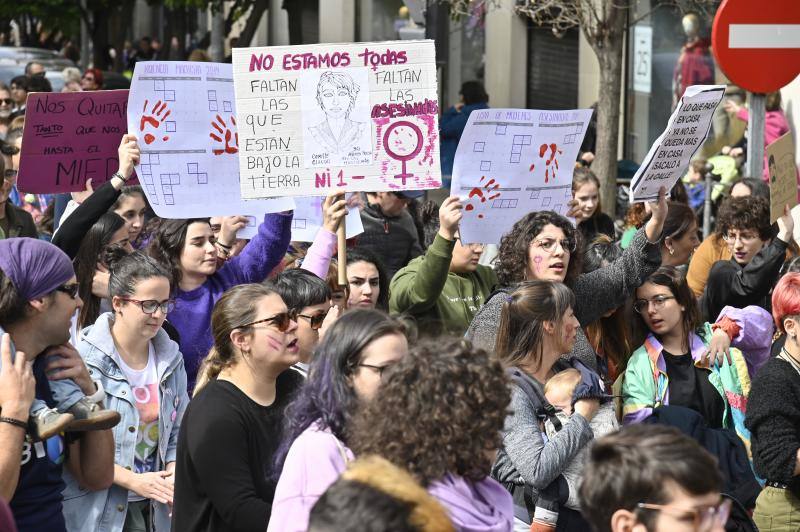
left=172, top=283, right=303, bottom=532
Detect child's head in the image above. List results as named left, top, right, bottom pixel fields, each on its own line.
left=544, top=368, right=581, bottom=415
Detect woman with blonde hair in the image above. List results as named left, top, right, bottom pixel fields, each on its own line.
left=172, top=283, right=303, bottom=531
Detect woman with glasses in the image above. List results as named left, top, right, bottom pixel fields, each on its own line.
left=173, top=283, right=303, bottom=532
left=746, top=273, right=800, bottom=531
left=700, top=195, right=794, bottom=323
left=67, top=252, right=189, bottom=532
left=268, top=309, right=408, bottom=532
left=466, top=187, right=668, bottom=373
left=147, top=208, right=292, bottom=393
left=622, top=267, right=768, bottom=437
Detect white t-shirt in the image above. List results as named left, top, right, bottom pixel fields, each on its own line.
left=117, top=344, right=160, bottom=501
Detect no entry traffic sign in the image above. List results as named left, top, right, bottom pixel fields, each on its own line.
left=712, top=0, right=800, bottom=93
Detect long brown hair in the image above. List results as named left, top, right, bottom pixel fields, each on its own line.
left=633, top=267, right=702, bottom=351
left=495, top=280, right=576, bottom=372
left=195, top=283, right=279, bottom=392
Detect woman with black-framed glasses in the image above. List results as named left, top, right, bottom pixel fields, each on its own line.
left=69, top=251, right=189, bottom=532
left=173, top=283, right=303, bottom=532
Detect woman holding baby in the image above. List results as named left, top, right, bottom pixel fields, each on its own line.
left=493, top=280, right=617, bottom=532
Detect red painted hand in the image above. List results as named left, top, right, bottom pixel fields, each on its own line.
left=210, top=115, right=239, bottom=155
left=139, top=100, right=172, bottom=145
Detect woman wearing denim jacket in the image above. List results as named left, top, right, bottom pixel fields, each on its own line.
left=63, top=252, right=189, bottom=532
left=622, top=267, right=773, bottom=450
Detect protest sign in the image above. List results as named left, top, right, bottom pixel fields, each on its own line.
left=127, top=61, right=292, bottom=237
left=766, top=132, right=798, bottom=223
left=451, top=108, right=593, bottom=244
left=232, top=40, right=441, bottom=199
left=17, top=90, right=136, bottom=193
left=630, top=85, right=725, bottom=203
left=292, top=195, right=364, bottom=242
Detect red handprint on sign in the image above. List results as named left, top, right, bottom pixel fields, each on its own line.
left=210, top=115, right=238, bottom=155
left=139, top=100, right=172, bottom=145
left=538, top=143, right=563, bottom=183
left=464, top=176, right=501, bottom=219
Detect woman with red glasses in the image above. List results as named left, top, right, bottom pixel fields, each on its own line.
left=173, top=283, right=303, bottom=532
left=66, top=252, right=188, bottom=532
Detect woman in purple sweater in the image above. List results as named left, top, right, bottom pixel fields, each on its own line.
left=148, top=212, right=292, bottom=392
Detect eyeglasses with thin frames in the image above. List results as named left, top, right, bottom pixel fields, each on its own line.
left=357, top=362, right=395, bottom=378
left=722, top=231, right=759, bottom=245
left=118, top=297, right=176, bottom=315
left=55, top=283, right=80, bottom=299
left=636, top=498, right=731, bottom=531
left=239, top=309, right=298, bottom=333
left=633, top=295, right=676, bottom=314
left=531, top=237, right=576, bottom=254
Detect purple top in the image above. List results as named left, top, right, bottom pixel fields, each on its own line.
left=427, top=474, right=514, bottom=532
left=168, top=212, right=292, bottom=392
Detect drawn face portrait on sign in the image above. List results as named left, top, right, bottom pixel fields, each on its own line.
left=301, top=68, right=372, bottom=168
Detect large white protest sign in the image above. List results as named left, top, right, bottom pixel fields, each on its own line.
left=127, top=61, right=292, bottom=237
left=630, top=85, right=725, bottom=203
left=452, top=108, right=593, bottom=244
left=292, top=195, right=364, bottom=242
left=232, top=40, right=441, bottom=199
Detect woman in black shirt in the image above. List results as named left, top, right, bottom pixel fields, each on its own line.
left=172, top=283, right=303, bottom=532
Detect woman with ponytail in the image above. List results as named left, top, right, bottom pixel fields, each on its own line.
left=172, top=283, right=303, bottom=532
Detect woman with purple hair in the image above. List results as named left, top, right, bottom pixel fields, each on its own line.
left=267, top=309, right=409, bottom=532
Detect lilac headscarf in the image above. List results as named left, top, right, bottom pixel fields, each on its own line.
left=0, top=238, right=74, bottom=300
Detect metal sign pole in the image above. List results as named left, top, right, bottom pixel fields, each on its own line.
left=746, top=92, right=766, bottom=179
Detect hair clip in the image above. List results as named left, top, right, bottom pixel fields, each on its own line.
left=506, top=296, right=514, bottom=302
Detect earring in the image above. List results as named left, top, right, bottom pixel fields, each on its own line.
left=668, top=247, right=675, bottom=255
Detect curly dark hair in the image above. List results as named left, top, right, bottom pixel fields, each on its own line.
left=716, top=196, right=775, bottom=241
left=147, top=218, right=211, bottom=287
left=349, top=339, right=510, bottom=487
left=494, top=211, right=581, bottom=287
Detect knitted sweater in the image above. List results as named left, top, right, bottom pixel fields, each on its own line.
left=168, top=212, right=292, bottom=392
left=745, top=355, right=800, bottom=497
left=466, top=227, right=662, bottom=373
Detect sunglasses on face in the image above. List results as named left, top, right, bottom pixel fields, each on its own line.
left=240, top=309, right=298, bottom=333
left=119, top=297, right=176, bottom=315
left=297, top=311, right=326, bottom=330
left=0, top=98, right=12, bottom=106
left=55, top=283, right=80, bottom=299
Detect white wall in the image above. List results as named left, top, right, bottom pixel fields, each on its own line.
left=484, top=0, right=527, bottom=108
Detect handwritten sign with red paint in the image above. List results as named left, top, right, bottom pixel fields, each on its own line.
left=452, top=108, right=593, bottom=244
left=126, top=61, right=292, bottom=228
left=17, top=90, right=136, bottom=193
left=232, top=40, right=441, bottom=199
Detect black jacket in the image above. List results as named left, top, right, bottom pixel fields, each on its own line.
left=0, top=202, right=37, bottom=239
left=356, top=201, right=422, bottom=278
left=700, top=238, right=787, bottom=322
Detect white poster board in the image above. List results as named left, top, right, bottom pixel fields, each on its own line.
left=127, top=61, right=292, bottom=237
left=232, top=40, right=441, bottom=199
left=630, top=85, right=725, bottom=203
left=452, top=108, right=593, bottom=244
left=292, top=195, right=364, bottom=242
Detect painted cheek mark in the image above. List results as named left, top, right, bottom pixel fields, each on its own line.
left=264, top=334, right=283, bottom=351
left=533, top=255, right=543, bottom=272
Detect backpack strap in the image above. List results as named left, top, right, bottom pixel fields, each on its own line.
left=507, top=367, right=562, bottom=432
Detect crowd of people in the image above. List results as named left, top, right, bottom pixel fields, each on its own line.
left=0, top=68, right=798, bottom=532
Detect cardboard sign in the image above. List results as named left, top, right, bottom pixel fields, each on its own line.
left=630, top=85, right=725, bottom=203
left=127, top=61, right=292, bottom=236
left=17, top=90, right=136, bottom=193
left=232, top=40, right=441, bottom=199
left=766, top=132, right=798, bottom=223
left=451, top=108, right=592, bottom=244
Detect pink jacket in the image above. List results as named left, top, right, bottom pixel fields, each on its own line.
left=267, top=424, right=353, bottom=532
left=736, top=108, right=791, bottom=181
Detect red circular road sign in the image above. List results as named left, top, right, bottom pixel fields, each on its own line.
left=712, top=0, right=800, bottom=93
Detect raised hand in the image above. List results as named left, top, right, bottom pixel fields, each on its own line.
left=322, top=191, right=347, bottom=233
left=117, top=134, right=140, bottom=179
left=438, top=196, right=463, bottom=241
left=645, top=186, right=668, bottom=243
